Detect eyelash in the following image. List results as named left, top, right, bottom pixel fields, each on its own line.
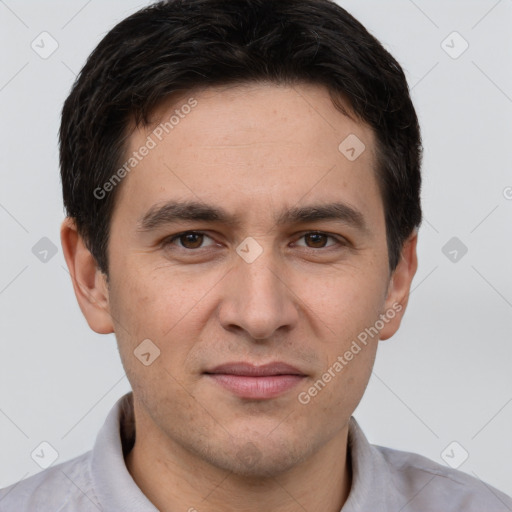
left=162, top=230, right=347, bottom=252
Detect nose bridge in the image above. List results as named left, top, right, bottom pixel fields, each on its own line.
left=240, top=244, right=281, bottom=295
left=220, top=240, right=298, bottom=339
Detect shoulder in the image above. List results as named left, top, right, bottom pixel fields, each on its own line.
left=376, top=444, right=512, bottom=512
left=0, top=450, right=101, bottom=512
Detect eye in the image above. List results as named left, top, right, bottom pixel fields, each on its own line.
left=294, top=231, right=344, bottom=249
left=164, top=231, right=216, bottom=250
left=162, top=230, right=346, bottom=253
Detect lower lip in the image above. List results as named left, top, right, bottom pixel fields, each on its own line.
left=206, top=374, right=305, bottom=399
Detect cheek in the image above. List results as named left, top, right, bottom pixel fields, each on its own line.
left=291, top=263, right=387, bottom=410
left=294, top=263, right=388, bottom=340
left=109, top=272, right=206, bottom=409
left=108, top=262, right=224, bottom=384
left=110, top=262, right=204, bottom=337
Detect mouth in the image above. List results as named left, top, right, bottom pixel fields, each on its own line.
left=204, top=362, right=307, bottom=400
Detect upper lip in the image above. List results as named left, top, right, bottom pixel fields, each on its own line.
left=205, top=362, right=305, bottom=376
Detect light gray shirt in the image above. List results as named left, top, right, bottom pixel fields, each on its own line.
left=1, top=392, right=511, bottom=511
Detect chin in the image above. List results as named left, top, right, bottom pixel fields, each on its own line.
left=200, top=435, right=313, bottom=479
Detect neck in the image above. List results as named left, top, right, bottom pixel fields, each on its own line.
left=125, top=399, right=352, bottom=512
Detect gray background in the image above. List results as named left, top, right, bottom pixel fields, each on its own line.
left=1, top=0, right=511, bottom=499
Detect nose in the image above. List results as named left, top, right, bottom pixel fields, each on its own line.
left=218, top=247, right=300, bottom=340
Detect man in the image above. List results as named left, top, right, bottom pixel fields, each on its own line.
left=1, top=0, right=511, bottom=510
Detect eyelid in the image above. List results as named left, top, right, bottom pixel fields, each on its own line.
left=163, top=230, right=348, bottom=251
left=164, top=230, right=217, bottom=249
left=292, top=230, right=346, bottom=248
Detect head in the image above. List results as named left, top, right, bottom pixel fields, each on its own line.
left=60, top=0, right=421, bottom=477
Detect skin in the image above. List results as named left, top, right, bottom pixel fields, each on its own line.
left=61, top=82, right=418, bottom=512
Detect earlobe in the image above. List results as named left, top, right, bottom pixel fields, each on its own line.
left=379, top=230, right=419, bottom=341
left=60, top=218, right=114, bottom=334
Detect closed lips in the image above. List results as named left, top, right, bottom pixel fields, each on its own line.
left=204, top=362, right=307, bottom=399
left=204, top=362, right=305, bottom=376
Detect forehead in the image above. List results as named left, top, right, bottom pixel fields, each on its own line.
left=112, top=82, right=382, bottom=229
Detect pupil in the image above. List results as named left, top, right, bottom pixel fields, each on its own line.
left=307, top=233, right=325, bottom=248
left=182, top=233, right=202, bottom=248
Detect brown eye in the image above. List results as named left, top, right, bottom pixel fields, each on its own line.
left=179, top=232, right=204, bottom=249
left=293, top=231, right=348, bottom=252
left=166, top=231, right=215, bottom=250
left=304, top=232, right=330, bottom=248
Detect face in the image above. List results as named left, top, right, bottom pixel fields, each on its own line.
left=68, top=82, right=416, bottom=477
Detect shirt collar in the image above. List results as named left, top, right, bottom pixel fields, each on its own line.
left=90, top=392, right=400, bottom=511
left=90, top=392, right=159, bottom=511
left=342, top=417, right=402, bottom=511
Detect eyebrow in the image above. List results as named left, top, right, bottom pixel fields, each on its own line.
left=137, top=199, right=368, bottom=233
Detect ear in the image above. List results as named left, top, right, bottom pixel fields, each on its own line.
left=379, top=230, right=418, bottom=341
left=60, top=217, right=114, bottom=334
